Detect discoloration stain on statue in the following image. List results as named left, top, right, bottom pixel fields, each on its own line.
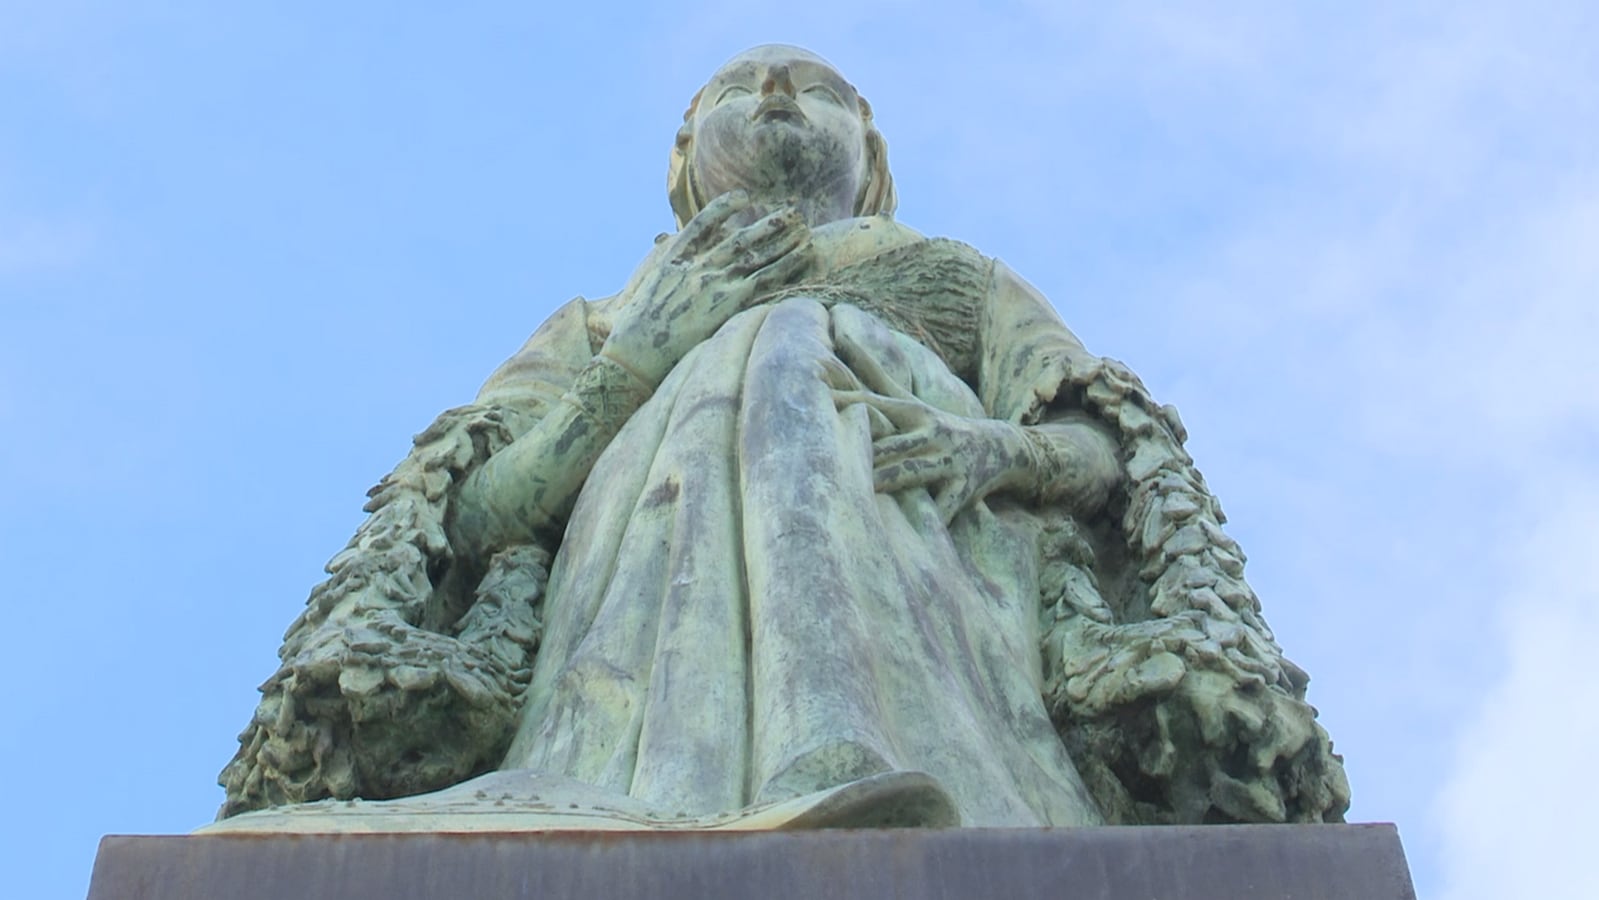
left=643, top=477, right=680, bottom=507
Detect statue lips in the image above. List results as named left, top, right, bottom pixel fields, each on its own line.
left=752, top=94, right=807, bottom=125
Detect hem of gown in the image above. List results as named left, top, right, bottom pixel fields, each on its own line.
left=196, top=770, right=960, bottom=833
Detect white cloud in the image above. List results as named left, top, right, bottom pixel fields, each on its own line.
left=1435, top=475, right=1599, bottom=900
left=1352, top=182, right=1599, bottom=464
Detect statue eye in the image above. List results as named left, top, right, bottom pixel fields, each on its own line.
left=802, top=85, right=844, bottom=105
left=715, top=85, right=754, bottom=105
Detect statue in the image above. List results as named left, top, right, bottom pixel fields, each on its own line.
left=211, top=45, right=1349, bottom=832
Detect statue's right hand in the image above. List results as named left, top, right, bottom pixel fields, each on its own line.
left=603, top=190, right=815, bottom=384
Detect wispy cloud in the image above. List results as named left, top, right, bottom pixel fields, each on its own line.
left=1435, top=473, right=1599, bottom=900
left=1353, top=182, right=1599, bottom=459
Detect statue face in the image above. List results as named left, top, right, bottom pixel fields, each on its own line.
left=690, top=45, right=867, bottom=219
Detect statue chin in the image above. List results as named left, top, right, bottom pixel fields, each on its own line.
left=198, top=770, right=959, bottom=834
left=692, top=134, right=861, bottom=222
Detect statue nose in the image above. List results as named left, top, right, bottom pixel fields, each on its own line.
left=761, top=65, right=796, bottom=98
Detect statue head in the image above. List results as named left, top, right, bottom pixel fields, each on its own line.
left=668, top=45, right=896, bottom=229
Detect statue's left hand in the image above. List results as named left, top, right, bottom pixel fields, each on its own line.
left=836, top=391, right=1032, bottom=524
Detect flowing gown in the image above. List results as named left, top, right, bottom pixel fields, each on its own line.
left=501, top=282, right=1102, bottom=825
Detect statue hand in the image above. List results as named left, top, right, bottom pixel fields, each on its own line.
left=837, top=391, right=1032, bottom=524
left=603, top=190, right=815, bottom=385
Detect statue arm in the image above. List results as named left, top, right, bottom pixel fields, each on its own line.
left=451, top=191, right=817, bottom=557
left=977, top=261, right=1350, bottom=825
left=218, top=300, right=599, bottom=818
left=844, top=392, right=1122, bottom=525
left=1034, top=378, right=1351, bottom=825
left=449, top=351, right=654, bottom=558
left=1019, top=416, right=1121, bottom=517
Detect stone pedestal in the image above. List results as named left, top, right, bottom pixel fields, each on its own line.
left=88, top=824, right=1414, bottom=899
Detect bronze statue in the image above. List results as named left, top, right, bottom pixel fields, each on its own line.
left=214, top=45, right=1348, bottom=832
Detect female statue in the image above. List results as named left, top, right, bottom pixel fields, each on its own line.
left=215, top=45, right=1348, bottom=830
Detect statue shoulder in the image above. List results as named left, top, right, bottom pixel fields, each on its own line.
left=476, top=296, right=596, bottom=410
left=986, top=258, right=1072, bottom=329
left=810, top=215, right=927, bottom=271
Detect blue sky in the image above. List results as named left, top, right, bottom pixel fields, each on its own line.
left=5, top=2, right=1596, bottom=897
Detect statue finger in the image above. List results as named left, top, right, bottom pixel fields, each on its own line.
left=872, top=431, right=935, bottom=465
left=853, top=392, right=932, bottom=430
left=832, top=388, right=873, bottom=409
left=829, top=390, right=889, bottom=439
left=933, top=477, right=974, bottom=525
left=875, top=454, right=949, bottom=494
left=864, top=404, right=894, bottom=439
left=711, top=204, right=802, bottom=255
left=675, top=189, right=751, bottom=260
left=840, top=348, right=916, bottom=401
left=723, top=210, right=810, bottom=275
left=743, top=237, right=814, bottom=297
